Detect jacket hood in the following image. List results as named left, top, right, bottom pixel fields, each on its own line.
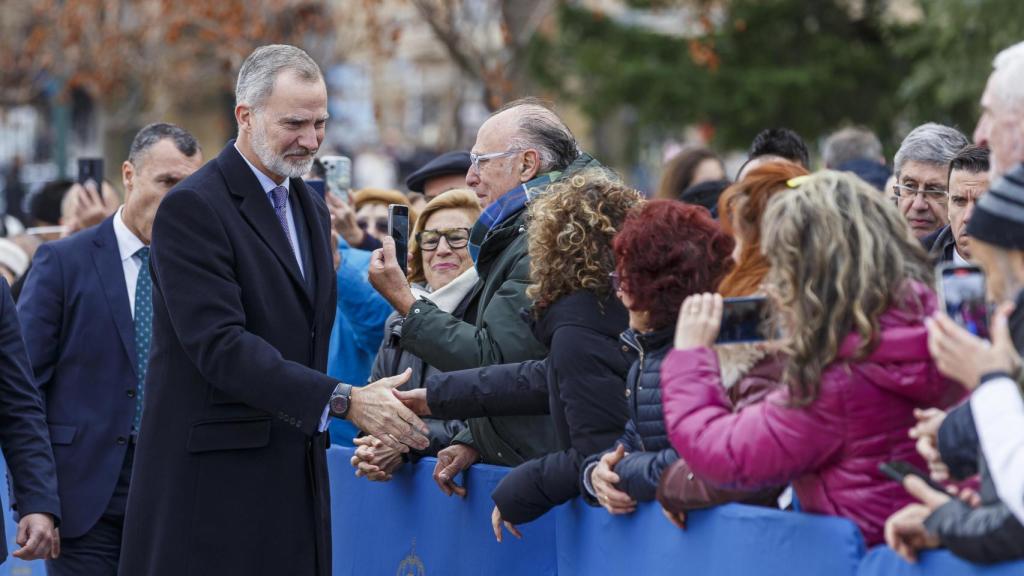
left=835, top=282, right=959, bottom=404
left=714, top=343, right=770, bottom=389
left=529, top=290, right=628, bottom=348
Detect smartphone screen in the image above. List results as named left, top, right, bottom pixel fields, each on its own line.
left=937, top=263, right=989, bottom=339
left=388, top=204, right=409, bottom=276
left=715, top=296, right=772, bottom=344
left=77, top=157, right=104, bottom=190
left=320, top=155, right=351, bottom=202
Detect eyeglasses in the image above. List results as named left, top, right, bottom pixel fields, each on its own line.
left=417, top=227, right=471, bottom=251
left=469, top=149, right=521, bottom=172
left=609, top=271, right=622, bottom=292
left=357, top=217, right=389, bottom=234
left=893, top=182, right=948, bottom=205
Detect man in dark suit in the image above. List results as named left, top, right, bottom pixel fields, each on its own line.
left=0, top=277, right=61, bottom=564
left=118, top=44, right=429, bottom=576
left=17, top=123, right=204, bottom=574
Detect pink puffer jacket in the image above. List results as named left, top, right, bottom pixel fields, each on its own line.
left=660, top=287, right=964, bottom=545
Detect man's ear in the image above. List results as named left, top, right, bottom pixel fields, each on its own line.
left=520, top=149, right=540, bottom=182
left=121, top=160, right=135, bottom=201
left=235, top=104, right=252, bottom=133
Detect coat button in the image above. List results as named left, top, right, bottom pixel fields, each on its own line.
left=116, top=436, right=127, bottom=445
left=625, top=389, right=632, bottom=397
left=621, top=345, right=629, bottom=353
left=127, top=390, right=135, bottom=398
left=497, top=451, right=503, bottom=458
left=413, top=308, right=421, bottom=314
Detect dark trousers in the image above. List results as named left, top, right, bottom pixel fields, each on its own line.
left=46, top=444, right=133, bottom=576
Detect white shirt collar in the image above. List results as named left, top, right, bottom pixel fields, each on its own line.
left=953, top=245, right=969, bottom=265
left=112, top=206, right=145, bottom=262
left=234, top=142, right=289, bottom=195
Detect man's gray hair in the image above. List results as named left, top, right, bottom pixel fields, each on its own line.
left=893, top=123, right=969, bottom=177
left=128, top=123, right=200, bottom=166
left=235, top=44, right=322, bottom=110
left=991, top=41, right=1024, bottom=114
left=496, top=98, right=580, bottom=173
left=822, top=126, right=882, bottom=168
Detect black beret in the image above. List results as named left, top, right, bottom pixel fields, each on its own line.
left=405, top=151, right=471, bottom=193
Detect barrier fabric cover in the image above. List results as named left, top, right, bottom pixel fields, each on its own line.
left=2, top=449, right=1023, bottom=575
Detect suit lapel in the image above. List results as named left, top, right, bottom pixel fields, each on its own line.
left=91, top=217, right=139, bottom=378
left=291, top=177, right=333, bottom=316
left=219, top=144, right=312, bottom=308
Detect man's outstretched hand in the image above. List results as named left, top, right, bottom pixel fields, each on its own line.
left=347, top=369, right=430, bottom=452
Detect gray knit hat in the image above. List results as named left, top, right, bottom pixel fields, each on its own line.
left=967, top=163, right=1024, bottom=250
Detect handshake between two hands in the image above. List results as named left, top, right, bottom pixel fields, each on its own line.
left=344, top=369, right=432, bottom=454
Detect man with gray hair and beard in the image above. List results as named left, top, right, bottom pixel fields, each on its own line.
left=119, top=44, right=428, bottom=576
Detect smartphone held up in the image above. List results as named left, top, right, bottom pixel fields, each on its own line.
left=936, top=263, right=990, bottom=339
left=388, top=204, right=409, bottom=276
left=320, top=155, right=352, bottom=202
left=715, top=296, right=774, bottom=345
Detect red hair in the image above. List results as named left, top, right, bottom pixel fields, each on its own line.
left=614, top=200, right=733, bottom=331
left=716, top=162, right=809, bottom=297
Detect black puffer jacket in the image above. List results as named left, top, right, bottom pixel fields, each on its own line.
left=369, top=289, right=478, bottom=458
left=582, top=327, right=679, bottom=503
left=425, top=290, right=633, bottom=523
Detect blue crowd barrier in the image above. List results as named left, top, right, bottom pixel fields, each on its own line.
left=2, top=448, right=1023, bottom=574
left=555, top=499, right=864, bottom=575
left=329, top=446, right=1024, bottom=576
left=328, top=446, right=557, bottom=575
left=859, top=547, right=1024, bottom=576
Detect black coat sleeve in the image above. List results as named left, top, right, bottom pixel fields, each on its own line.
left=937, top=402, right=980, bottom=480
left=924, top=499, right=1024, bottom=564
left=492, top=326, right=630, bottom=524
left=0, top=279, right=61, bottom=522
left=425, top=360, right=549, bottom=419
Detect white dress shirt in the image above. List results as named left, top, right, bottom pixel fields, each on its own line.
left=235, top=144, right=305, bottom=278
left=112, top=206, right=147, bottom=318
left=971, top=376, right=1024, bottom=524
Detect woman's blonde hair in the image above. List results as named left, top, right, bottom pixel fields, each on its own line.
left=407, top=188, right=481, bottom=285
left=761, top=170, right=933, bottom=405
left=526, top=168, right=644, bottom=313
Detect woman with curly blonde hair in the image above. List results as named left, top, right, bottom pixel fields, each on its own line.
left=662, top=171, right=965, bottom=545
left=395, top=168, right=644, bottom=537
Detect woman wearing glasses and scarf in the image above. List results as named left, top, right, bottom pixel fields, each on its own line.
left=350, top=189, right=481, bottom=479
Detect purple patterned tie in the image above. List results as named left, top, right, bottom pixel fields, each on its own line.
left=270, top=185, right=296, bottom=255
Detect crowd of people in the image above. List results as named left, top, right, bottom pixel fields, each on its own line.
left=0, top=38, right=1020, bottom=575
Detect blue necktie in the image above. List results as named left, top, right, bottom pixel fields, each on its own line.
left=133, top=246, right=152, bottom=432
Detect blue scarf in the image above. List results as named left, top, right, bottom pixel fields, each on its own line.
left=468, top=172, right=560, bottom=262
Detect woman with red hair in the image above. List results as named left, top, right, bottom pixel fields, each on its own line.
left=581, top=200, right=733, bottom=512
left=655, top=161, right=809, bottom=526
